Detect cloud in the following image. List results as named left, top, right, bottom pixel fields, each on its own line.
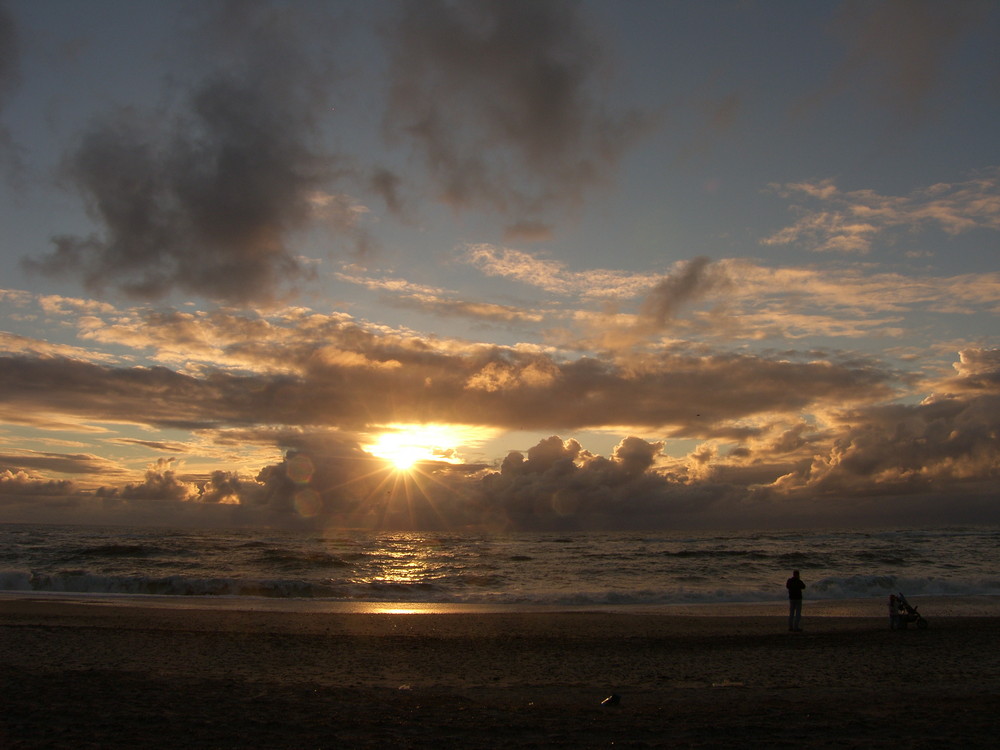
left=4, top=347, right=999, bottom=530
left=814, top=0, right=993, bottom=123
left=775, top=397, right=1000, bottom=501
left=938, top=348, right=1000, bottom=393
left=390, top=294, right=546, bottom=325
left=111, top=438, right=190, bottom=453
left=461, top=244, right=659, bottom=299
left=117, top=458, right=197, bottom=502
left=335, top=268, right=547, bottom=325
left=382, top=0, right=650, bottom=224
left=763, top=169, right=1000, bottom=253
left=0, top=0, right=21, bottom=176
left=22, top=3, right=344, bottom=304
left=0, top=330, right=121, bottom=363
left=0, top=449, right=121, bottom=477
left=503, top=221, right=554, bottom=243
left=0, top=1, right=16, bottom=107
left=459, top=248, right=1000, bottom=320
left=4, top=280, right=999, bottom=530
left=635, top=257, right=726, bottom=332
left=480, top=435, right=666, bottom=530
left=0, top=469, right=74, bottom=496
left=470, top=345, right=1000, bottom=529
left=0, top=335, right=900, bottom=448
left=455, top=249, right=1000, bottom=351
left=240, top=432, right=489, bottom=529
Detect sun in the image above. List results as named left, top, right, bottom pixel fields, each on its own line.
left=365, top=424, right=467, bottom=472
left=383, top=444, right=424, bottom=472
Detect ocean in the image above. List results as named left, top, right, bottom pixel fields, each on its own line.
left=2, top=524, right=1000, bottom=611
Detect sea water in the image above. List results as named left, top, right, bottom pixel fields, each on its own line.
left=2, top=524, right=999, bottom=609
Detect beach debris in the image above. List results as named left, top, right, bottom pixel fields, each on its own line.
left=601, top=694, right=621, bottom=706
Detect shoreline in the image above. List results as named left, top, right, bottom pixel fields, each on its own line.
left=3, top=598, right=1000, bottom=747
left=2, top=589, right=999, bottom=617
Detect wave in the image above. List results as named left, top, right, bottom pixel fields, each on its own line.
left=0, top=570, right=344, bottom=599
left=69, top=543, right=172, bottom=558
left=253, top=548, right=356, bottom=569
left=3, top=569, right=999, bottom=605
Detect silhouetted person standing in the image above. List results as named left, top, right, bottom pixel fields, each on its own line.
left=786, top=570, right=805, bottom=631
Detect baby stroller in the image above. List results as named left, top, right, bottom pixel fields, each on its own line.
left=888, top=593, right=928, bottom=630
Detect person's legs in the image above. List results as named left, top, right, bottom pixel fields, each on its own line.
left=789, top=599, right=802, bottom=631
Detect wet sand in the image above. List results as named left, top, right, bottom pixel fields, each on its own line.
left=2, top=597, right=999, bottom=748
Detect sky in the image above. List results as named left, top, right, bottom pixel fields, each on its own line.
left=1, top=0, right=999, bottom=531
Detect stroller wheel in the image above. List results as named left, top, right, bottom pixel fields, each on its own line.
left=917, top=618, right=928, bottom=630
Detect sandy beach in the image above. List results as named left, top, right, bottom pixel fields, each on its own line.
left=2, top=597, right=999, bottom=748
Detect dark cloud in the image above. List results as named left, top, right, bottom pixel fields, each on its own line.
left=801, top=393, right=1000, bottom=495
left=481, top=435, right=681, bottom=530
left=245, top=434, right=481, bottom=530
left=0, top=450, right=119, bottom=476
left=0, top=0, right=21, bottom=177
left=637, top=257, right=726, bottom=333
left=4, top=307, right=999, bottom=530
left=0, top=469, right=74, bottom=496
left=0, top=1, right=16, bottom=106
left=112, top=438, right=189, bottom=453
left=383, top=0, right=650, bottom=221
left=198, top=469, right=262, bottom=505
left=23, top=3, right=342, bottom=304
left=0, top=326, right=898, bottom=437
left=820, top=0, right=994, bottom=123
left=502, top=221, right=554, bottom=243
left=742, top=348, right=1000, bottom=514
left=118, top=458, right=196, bottom=502
left=368, top=167, right=405, bottom=216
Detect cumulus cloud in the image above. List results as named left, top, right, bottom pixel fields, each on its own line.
left=241, top=432, right=486, bottom=529
left=948, top=349, right=1000, bottom=390
left=0, top=469, right=74, bottom=496
left=3, top=281, right=999, bottom=529
left=198, top=469, right=260, bottom=505
left=4, top=344, right=1000, bottom=530
left=117, top=459, right=197, bottom=502
left=382, top=0, right=650, bottom=224
left=23, top=3, right=344, bottom=304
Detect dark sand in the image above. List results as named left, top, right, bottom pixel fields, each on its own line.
left=2, top=598, right=999, bottom=748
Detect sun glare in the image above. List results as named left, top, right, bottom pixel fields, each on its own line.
left=366, top=424, right=471, bottom=472
left=385, top=444, right=423, bottom=471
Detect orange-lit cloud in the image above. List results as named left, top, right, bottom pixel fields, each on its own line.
left=763, top=169, right=1000, bottom=253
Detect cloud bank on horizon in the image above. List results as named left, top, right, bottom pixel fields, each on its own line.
left=0, top=0, right=998, bottom=530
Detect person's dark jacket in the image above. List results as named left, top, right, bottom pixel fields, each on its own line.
left=786, top=576, right=805, bottom=600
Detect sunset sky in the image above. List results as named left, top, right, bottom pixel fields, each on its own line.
left=1, top=0, right=999, bottom=530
